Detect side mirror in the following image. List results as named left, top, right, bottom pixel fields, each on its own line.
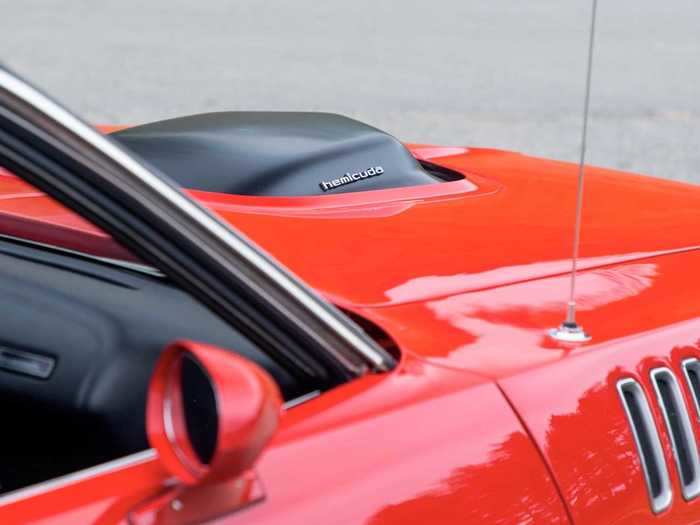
left=146, top=340, right=282, bottom=485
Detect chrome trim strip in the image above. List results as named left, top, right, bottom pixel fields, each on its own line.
left=617, top=378, right=672, bottom=513
left=650, top=367, right=700, bottom=501
left=0, top=67, right=394, bottom=375
left=283, top=390, right=321, bottom=409
left=0, top=389, right=318, bottom=506
left=0, top=449, right=157, bottom=506
left=0, top=387, right=320, bottom=506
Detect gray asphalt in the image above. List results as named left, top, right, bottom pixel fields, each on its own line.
left=2, top=1, right=700, bottom=183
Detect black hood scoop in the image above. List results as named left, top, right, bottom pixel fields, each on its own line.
left=111, top=112, right=452, bottom=197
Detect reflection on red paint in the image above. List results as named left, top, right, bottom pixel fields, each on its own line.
left=386, top=252, right=677, bottom=304
left=426, top=263, right=657, bottom=372
left=367, top=432, right=567, bottom=525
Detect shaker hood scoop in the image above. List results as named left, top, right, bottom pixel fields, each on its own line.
left=111, top=112, right=452, bottom=197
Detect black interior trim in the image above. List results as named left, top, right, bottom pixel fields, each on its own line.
left=0, top=238, right=299, bottom=492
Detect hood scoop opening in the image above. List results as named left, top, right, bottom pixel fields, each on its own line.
left=112, top=112, right=460, bottom=197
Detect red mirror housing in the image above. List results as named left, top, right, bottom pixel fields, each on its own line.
left=146, top=340, right=282, bottom=485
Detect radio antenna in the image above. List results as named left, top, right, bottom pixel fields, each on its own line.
left=549, top=0, right=598, bottom=343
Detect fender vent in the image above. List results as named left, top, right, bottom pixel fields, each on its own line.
left=617, top=378, right=672, bottom=513
left=682, top=359, right=700, bottom=421
left=650, top=368, right=700, bottom=501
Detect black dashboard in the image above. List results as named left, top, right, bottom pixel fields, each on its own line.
left=0, top=237, right=298, bottom=492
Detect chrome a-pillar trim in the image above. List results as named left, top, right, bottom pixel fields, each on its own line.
left=0, top=66, right=395, bottom=377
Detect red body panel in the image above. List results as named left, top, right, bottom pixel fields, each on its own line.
left=0, top=356, right=568, bottom=524
left=2, top=141, right=700, bottom=523
left=502, top=323, right=700, bottom=524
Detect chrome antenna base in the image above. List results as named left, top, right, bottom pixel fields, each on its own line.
left=548, top=321, right=591, bottom=343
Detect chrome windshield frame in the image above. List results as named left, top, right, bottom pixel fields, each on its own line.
left=0, top=66, right=395, bottom=379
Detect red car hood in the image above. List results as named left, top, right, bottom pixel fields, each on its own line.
left=1, top=145, right=699, bottom=378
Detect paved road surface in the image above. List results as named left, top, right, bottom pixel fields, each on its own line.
left=2, top=1, right=699, bottom=183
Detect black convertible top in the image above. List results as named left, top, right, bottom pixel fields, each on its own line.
left=112, top=112, right=443, bottom=196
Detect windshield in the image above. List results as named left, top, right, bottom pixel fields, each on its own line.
left=0, top=66, right=394, bottom=380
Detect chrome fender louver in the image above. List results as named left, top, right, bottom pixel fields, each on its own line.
left=650, top=368, right=700, bottom=501
left=617, top=378, right=672, bottom=513
left=681, top=359, right=700, bottom=424
left=618, top=365, right=700, bottom=513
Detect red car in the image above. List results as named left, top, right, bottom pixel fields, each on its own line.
left=0, top=64, right=699, bottom=525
